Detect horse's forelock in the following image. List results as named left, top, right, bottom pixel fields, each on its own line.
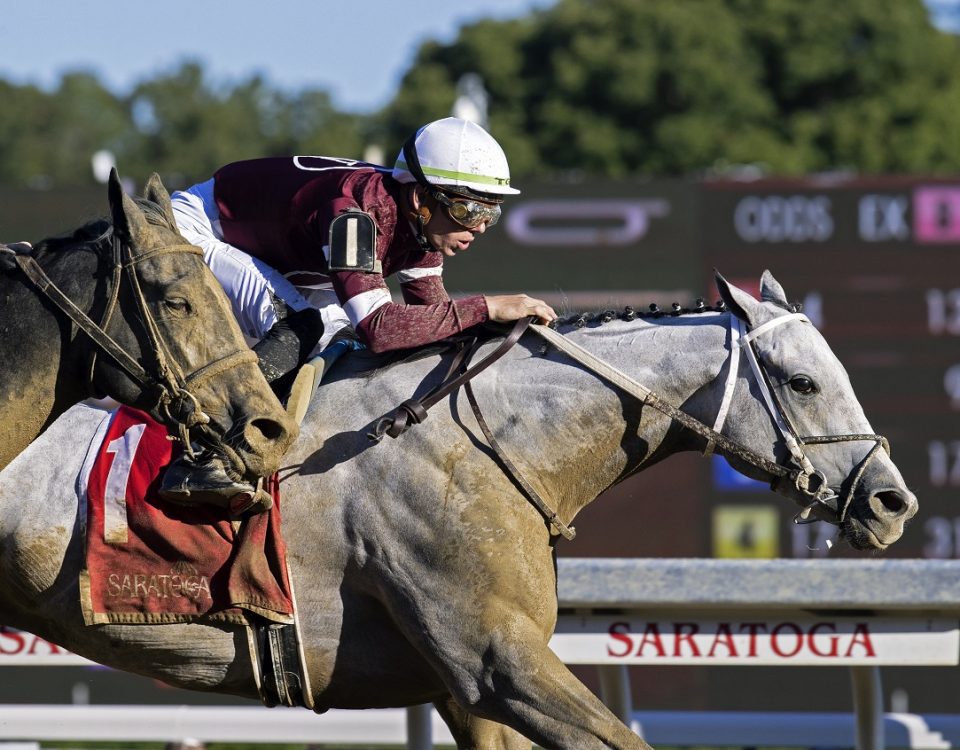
left=134, top=197, right=177, bottom=232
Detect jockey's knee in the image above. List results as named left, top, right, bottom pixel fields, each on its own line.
left=252, top=307, right=324, bottom=396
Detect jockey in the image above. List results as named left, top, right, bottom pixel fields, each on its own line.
left=162, top=117, right=556, bottom=513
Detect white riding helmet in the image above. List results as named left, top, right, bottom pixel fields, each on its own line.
left=392, top=117, right=520, bottom=198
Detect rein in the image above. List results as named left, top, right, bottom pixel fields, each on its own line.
left=1, top=238, right=256, bottom=450
left=371, top=311, right=890, bottom=537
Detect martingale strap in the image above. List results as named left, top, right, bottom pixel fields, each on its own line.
left=255, top=621, right=311, bottom=709
left=369, top=318, right=577, bottom=539
left=369, top=317, right=531, bottom=440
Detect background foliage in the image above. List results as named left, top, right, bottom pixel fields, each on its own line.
left=1, top=0, right=958, bottom=187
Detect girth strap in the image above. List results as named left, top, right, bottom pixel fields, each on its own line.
left=255, top=621, right=310, bottom=709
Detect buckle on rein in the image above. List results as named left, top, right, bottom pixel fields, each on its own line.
left=790, top=468, right=842, bottom=525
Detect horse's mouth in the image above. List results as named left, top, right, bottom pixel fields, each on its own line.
left=193, top=409, right=275, bottom=474
left=210, top=438, right=260, bottom=484
left=841, top=517, right=897, bottom=551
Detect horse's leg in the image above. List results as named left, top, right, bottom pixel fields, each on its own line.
left=464, top=643, right=645, bottom=750
left=418, top=615, right=649, bottom=750
left=434, top=694, right=532, bottom=750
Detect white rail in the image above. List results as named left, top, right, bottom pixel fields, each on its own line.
left=3, top=558, right=959, bottom=749
left=0, top=705, right=958, bottom=748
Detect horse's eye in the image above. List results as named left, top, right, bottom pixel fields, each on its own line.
left=789, top=375, right=817, bottom=394
left=164, top=297, right=190, bottom=314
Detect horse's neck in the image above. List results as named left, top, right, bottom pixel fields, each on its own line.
left=489, top=316, right=731, bottom=526
left=0, top=248, right=99, bottom=468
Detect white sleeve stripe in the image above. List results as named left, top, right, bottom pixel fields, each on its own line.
left=343, top=288, right=392, bottom=326
left=397, top=266, right=443, bottom=283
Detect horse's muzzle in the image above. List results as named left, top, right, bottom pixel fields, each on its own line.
left=843, top=485, right=918, bottom=550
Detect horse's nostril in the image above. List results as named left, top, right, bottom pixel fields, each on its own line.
left=251, top=417, right=286, bottom=443
left=876, top=490, right=906, bottom=515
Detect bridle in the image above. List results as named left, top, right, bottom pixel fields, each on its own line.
left=1, top=234, right=256, bottom=451
left=698, top=311, right=889, bottom=525
left=371, top=311, right=890, bottom=538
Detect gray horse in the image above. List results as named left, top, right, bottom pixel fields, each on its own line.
left=0, top=272, right=916, bottom=750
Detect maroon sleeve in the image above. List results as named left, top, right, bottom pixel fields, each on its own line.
left=358, top=293, right=489, bottom=353
left=400, top=273, right=449, bottom=305
left=331, top=262, right=489, bottom=353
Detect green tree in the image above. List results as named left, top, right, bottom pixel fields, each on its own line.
left=382, top=0, right=960, bottom=176
left=0, top=73, right=129, bottom=186
left=125, top=62, right=273, bottom=186
left=0, top=62, right=369, bottom=188
left=124, top=62, right=372, bottom=187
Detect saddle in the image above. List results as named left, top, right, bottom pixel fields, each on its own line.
left=79, top=405, right=293, bottom=626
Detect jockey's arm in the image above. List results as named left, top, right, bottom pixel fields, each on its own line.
left=332, top=270, right=488, bottom=354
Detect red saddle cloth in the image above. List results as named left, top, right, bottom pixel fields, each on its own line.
left=80, top=406, right=293, bottom=625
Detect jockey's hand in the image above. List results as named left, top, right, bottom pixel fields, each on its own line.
left=485, top=294, right=557, bottom=325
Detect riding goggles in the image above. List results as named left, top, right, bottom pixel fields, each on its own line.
left=432, top=189, right=501, bottom=230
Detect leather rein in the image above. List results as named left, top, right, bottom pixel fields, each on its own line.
left=1, top=237, right=256, bottom=449
left=370, top=313, right=890, bottom=538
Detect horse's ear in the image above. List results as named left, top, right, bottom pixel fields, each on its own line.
left=107, top=168, right=150, bottom=244
left=759, top=270, right=789, bottom=308
left=143, top=173, right=178, bottom=230
left=715, top=270, right=761, bottom=326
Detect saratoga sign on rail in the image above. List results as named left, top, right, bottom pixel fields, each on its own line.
left=5, top=618, right=959, bottom=668
left=550, top=616, right=960, bottom=666
left=0, top=627, right=92, bottom=666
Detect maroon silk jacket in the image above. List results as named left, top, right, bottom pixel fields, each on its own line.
left=212, top=156, right=488, bottom=352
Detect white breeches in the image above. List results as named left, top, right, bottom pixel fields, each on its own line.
left=170, top=179, right=349, bottom=352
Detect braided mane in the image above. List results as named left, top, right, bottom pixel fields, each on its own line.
left=552, top=296, right=801, bottom=331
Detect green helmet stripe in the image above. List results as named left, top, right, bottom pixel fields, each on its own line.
left=395, top=160, right=511, bottom=187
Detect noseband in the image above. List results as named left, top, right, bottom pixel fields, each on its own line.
left=2, top=236, right=256, bottom=451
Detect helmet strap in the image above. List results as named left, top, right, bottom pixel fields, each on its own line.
left=414, top=212, right=433, bottom=252
left=402, top=133, right=430, bottom=187
left=404, top=184, right=436, bottom=252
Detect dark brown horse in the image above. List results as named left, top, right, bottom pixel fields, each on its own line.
left=0, top=170, right=296, bottom=482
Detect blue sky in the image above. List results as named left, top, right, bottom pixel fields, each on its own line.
left=0, top=0, right=555, bottom=113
